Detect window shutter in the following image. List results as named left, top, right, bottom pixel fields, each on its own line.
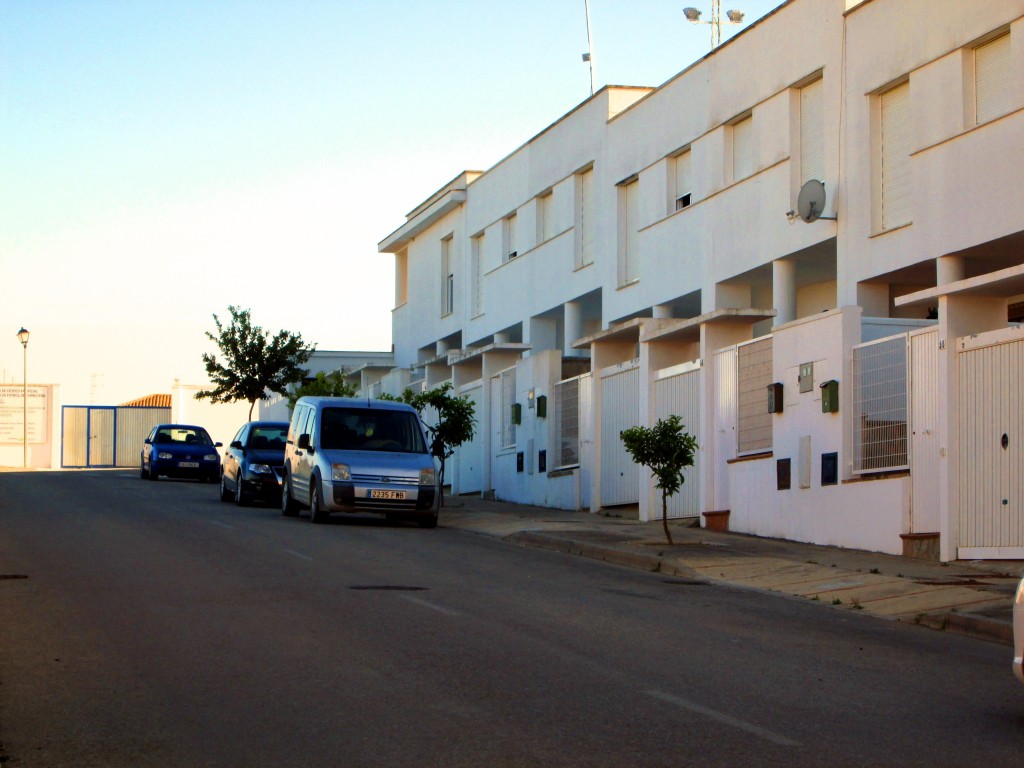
left=674, top=151, right=692, bottom=210
left=732, top=116, right=754, bottom=182
left=976, top=33, right=1011, bottom=125
left=800, top=78, right=825, bottom=185
left=880, top=82, right=911, bottom=230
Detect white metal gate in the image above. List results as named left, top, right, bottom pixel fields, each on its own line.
left=909, top=328, right=940, bottom=533
left=654, top=362, right=701, bottom=518
left=600, top=361, right=639, bottom=506
left=958, top=327, right=1024, bottom=559
left=713, top=347, right=738, bottom=511
left=454, top=383, right=483, bottom=493
left=62, top=405, right=170, bottom=468
left=579, top=373, right=594, bottom=511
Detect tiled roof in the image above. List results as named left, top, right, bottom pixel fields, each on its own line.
left=120, top=394, right=171, bottom=408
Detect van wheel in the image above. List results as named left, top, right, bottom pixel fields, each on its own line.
left=418, top=513, right=438, bottom=529
left=309, top=480, right=327, bottom=524
left=281, top=475, right=299, bottom=517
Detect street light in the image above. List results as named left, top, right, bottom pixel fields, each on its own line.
left=17, top=327, right=29, bottom=468
left=684, top=1, right=745, bottom=49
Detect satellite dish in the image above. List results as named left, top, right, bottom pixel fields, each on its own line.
left=797, top=179, right=827, bottom=223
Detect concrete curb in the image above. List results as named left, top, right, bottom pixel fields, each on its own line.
left=918, top=611, right=1014, bottom=645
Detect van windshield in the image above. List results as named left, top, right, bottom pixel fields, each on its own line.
left=320, top=408, right=427, bottom=454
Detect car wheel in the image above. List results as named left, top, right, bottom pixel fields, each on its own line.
left=281, top=475, right=299, bottom=517
left=309, top=479, right=326, bottom=524
left=141, top=462, right=149, bottom=480
left=219, top=473, right=232, bottom=502
left=418, top=512, right=439, bottom=529
left=234, top=475, right=249, bottom=507
left=149, top=464, right=159, bottom=481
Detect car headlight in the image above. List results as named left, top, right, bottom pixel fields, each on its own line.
left=157, top=451, right=172, bottom=459
left=332, top=463, right=351, bottom=481
left=250, top=464, right=272, bottom=474
left=203, top=453, right=218, bottom=462
left=419, top=467, right=437, bottom=486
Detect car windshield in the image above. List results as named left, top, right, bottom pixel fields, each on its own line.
left=320, top=408, right=427, bottom=454
left=248, top=425, right=287, bottom=450
left=154, top=427, right=213, bottom=446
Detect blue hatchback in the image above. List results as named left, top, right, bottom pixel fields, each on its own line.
left=141, top=424, right=222, bottom=483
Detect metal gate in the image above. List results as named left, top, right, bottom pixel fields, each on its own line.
left=579, top=373, right=594, bottom=511
left=654, top=362, right=701, bottom=518
left=958, top=327, right=1024, bottom=559
left=600, top=361, right=640, bottom=507
left=712, top=347, right=738, bottom=511
left=453, top=383, right=483, bottom=493
left=62, top=405, right=170, bottom=468
left=909, top=327, right=940, bottom=533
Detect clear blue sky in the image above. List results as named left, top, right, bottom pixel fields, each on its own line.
left=1, top=0, right=781, bottom=404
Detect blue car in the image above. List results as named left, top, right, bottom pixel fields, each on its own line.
left=219, top=420, right=289, bottom=506
left=141, top=424, right=222, bottom=483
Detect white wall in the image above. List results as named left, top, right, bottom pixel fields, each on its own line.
left=171, top=383, right=252, bottom=448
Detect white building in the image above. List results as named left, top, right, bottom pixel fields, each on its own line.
left=378, top=0, right=1024, bottom=562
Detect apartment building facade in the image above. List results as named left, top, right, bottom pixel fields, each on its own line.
left=378, top=0, right=1024, bottom=561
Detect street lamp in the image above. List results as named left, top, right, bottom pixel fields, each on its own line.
left=17, top=327, right=29, bottom=468
left=684, top=1, right=745, bottom=49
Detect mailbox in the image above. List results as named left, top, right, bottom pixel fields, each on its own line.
left=511, top=403, right=522, bottom=425
left=536, top=395, right=547, bottom=418
left=820, top=380, right=839, bottom=413
left=767, top=382, right=784, bottom=414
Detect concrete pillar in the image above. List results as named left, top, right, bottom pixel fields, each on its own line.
left=773, top=260, right=797, bottom=327
left=494, top=331, right=511, bottom=344
left=436, top=338, right=450, bottom=356
left=564, top=301, right=585, bottom=357
left=937, top=255, right=966, bottom=285
left=527, top=316, right=557, bottom=354
left=653, top=304, right=673, bottom=319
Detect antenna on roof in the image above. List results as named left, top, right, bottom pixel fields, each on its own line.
left=583, top=0, right=595, bottom=97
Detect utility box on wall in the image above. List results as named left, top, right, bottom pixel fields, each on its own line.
left=820, top=380, right=839, bottom=413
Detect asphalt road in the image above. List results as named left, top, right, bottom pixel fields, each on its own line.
left=1, top=470, right=1022, bottom=767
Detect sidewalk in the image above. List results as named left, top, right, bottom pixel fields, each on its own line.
left=441, top=496, right=1022, bottom=646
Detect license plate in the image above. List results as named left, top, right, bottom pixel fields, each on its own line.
left=369, top=490, right=406, bottom=500
left=178, top=461, right=199, bottom=468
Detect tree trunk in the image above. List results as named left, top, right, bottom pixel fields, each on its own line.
left=247, top=400, right=255, bottom=421
left=662, top=491, right=673, bottom=545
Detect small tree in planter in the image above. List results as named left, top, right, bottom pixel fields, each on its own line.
left=383, top=383, right=476, bottom=505
left=620, top=414, right=698, bottom=545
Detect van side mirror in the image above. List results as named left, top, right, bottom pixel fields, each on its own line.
left=298, top=433, right=312, bottom=451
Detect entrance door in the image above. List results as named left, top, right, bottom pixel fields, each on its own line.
left=600, top=362, right=639, bottom=507
left=958, top=328, right=1024, bottom=559
left=454, top=384, right=483, bottom=493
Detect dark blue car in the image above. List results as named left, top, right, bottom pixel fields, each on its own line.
left=141, top=424, right=222, bottom=483
left=219, top=420, right=289, bottom=506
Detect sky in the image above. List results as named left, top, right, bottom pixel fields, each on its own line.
left=1, top=0, right=782, bottom=405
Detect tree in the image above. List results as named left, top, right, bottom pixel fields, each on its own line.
left=620, top=415, right=699, bottom=545
left=383, top=383, right=475, bottom=505
left=286, top=370, right=357, bottom=410
left=196, top=306, right=315, bottom=421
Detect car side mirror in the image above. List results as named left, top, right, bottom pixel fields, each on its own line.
left=214, top=442, right=223, bottom=448
left=230, top=440, right=243, bottom=450
left=144, top=438, right=152, bottom=445
left=297, top=433, right=311, bottom=451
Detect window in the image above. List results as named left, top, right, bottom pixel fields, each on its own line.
left=537, top=190, right=554, bottom=243
left=736, top=337, right=773, bottom=455
left=975, top=32, right=1011, bottom=125
left=879, top=81, right=911, bottom=230
left=503, top=212, right=518, bottom=262
left=732, top=114, right=754, bottom=182
left=498, top=367, right=517, bottom=451
left=800, top=78, right=824, bottom=185
left=395, top=248, right=408, bottom=307
left=619, top=178, right=639, bottom=285
left=554, top=376, right=581, bottom=468
left=441, top=236, right=454, bottom=316
left=673, top=150, right=692, bottom=211
left=852, top=335, right=908, bottom=473
left=470, top=233, right=483, bottom=317
left=575, top=167, right=595, bottom=268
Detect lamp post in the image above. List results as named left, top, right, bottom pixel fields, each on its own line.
left=684, top=1, right=745, bottom=49
left=17, top=327, right=29, bottom=468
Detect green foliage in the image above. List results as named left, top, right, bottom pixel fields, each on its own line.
left=196, top=306, right=315, bottom=421
left=620, top=414, right=698, bottom=545
left=384, top=383, right=476, bottom=503
left=286, top=370, right=357, bottom=410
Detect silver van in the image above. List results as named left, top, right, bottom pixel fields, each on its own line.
left=281, top=397, right=440, bottom=527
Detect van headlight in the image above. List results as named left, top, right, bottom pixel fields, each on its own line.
left=332, top=463, right=351, bottom=481
left=419, top=467, right=436, bottom=486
